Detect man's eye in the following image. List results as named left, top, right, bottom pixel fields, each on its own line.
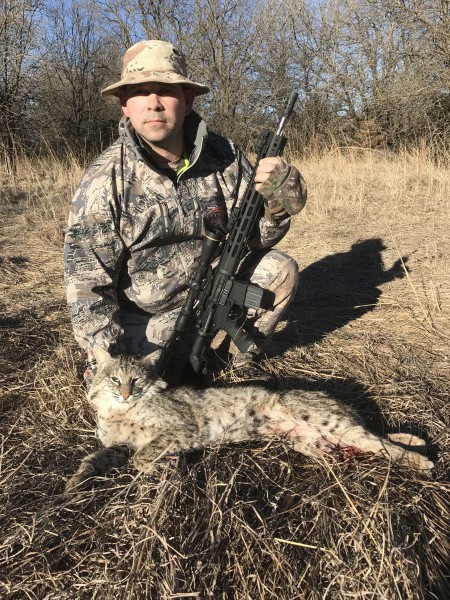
left=129, top=89, right=147, bottom=97
left=111, top=377, right=121, bottom=385
left=127, top=85, right=176, bottom=98
left=158, top=87, right=176, bottom=96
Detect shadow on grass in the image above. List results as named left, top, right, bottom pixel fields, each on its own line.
left=271, top=237, right=408, bottom=351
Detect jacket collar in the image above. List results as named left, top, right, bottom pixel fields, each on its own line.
left=119, top=111, right=208, bottom=169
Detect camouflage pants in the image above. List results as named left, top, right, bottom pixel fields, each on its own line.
left=119, top=248, right=299, bottom=364
left=84, top=248, right=298, bottom=385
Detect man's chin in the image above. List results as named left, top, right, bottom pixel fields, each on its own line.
left=139, top=129, right=170, bottom=145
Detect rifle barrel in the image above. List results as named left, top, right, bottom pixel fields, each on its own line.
left=276, top=91, right=299, bottom=136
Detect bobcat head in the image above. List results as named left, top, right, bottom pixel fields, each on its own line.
left=89, top=347, right=167, bottom=407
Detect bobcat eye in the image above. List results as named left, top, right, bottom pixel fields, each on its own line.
left=111, top=377, right=121, bottom=385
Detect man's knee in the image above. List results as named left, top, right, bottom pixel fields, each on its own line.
left=275, top=251, right=299, bottom=286
left=256, top=249, right=299, bottom=292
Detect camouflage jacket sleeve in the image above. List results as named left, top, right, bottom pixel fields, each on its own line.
left=221, top=147, right=294, bottom=250
left=64, top=166, right=126, bottom=352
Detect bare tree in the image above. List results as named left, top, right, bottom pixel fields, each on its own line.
left=384, top=0, right=450, bottom=148
left=278, top=0, right=450, bottom=150
left=0, top=0, right=43, bottom=159
left=36, top=0, right=121, bottom=158
left=186, top=0, right=265, bottom=144
left=1, top=0, right=448, bottom=159
left=99, top=0, right=190, bottom=48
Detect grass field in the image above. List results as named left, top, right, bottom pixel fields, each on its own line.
left=0, top=148, right=449, bottom=598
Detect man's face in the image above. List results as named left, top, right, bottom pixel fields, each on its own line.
left=120, top=82, right=195, bottom=154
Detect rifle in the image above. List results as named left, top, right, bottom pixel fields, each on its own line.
left=175, top=91, right=298, bottom=373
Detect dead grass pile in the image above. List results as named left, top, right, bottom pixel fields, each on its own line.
left=0, top=149, right=448, bottom=599
left=2, top=434, right=449, bottom=598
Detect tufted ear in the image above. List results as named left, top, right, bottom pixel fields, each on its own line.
left=140, top=354, right=168, bottom=390
left=153, top=378, right=169, bottom=391
left=92, top=345, right=112, bottom=366
left=140, top=353, right=159, bottom=370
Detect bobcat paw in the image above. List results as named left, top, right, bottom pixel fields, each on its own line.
left=64, top=465, right=96, bottom=494
left=397, top=451, right=434, bottom=474
left=64, top=446, right=130, bottom=494
left=387, top=432, right=426, bottom=447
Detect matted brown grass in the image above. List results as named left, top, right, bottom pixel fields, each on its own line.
left=0, top=148, right=448, bottom=599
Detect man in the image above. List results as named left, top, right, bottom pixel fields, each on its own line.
left=64, top=40, right=307, bottom=383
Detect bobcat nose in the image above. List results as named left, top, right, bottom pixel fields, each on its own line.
left=120, top=386, right=131, bottom=399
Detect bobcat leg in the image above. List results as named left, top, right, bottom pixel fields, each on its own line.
left=338, top=427, right=433, bottom=471
left=387, top=432, right=426, bottom=447
left=133, top=434, right=187, bottom=474
left=65, top=445, right=131, bottom=493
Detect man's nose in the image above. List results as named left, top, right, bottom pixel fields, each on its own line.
left=146, top=93, right=163, bottom=110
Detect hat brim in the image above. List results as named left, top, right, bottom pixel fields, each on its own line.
left=101, top=72, right=210, bottom=97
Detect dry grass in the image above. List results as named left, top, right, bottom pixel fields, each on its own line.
left=0, top=148, right=449, bottom=599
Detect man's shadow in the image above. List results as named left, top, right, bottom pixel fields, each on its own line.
left=264, top=238, right=438, bottom=451
left=270, top=237, right=408, bottom=353
left=210, top=238, right=435, bottom=455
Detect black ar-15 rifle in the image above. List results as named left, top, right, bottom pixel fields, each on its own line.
left=175, top=91, right=298, bottom=373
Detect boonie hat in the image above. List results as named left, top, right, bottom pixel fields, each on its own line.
left=101, top=40, right=210, bottom=97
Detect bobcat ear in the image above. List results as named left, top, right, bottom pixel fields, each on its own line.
left=156, top=379, right=168, bottom=390
left=92, top=345, right=112, bottom=365
left=140, top=354, right=168, bottom=390
left=141, top=353, right=158, bottom=369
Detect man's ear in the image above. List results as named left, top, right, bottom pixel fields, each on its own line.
left=184, top=88, right=195, bottom=115
left=117, top=90, right=129, bottom=116
left=120, top=97, right=129, bottom=117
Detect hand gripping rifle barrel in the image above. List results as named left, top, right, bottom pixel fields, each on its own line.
left=175, top=91, right=299, bottom=373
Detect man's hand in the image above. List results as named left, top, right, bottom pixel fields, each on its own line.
left=255, top=157, right=307, bottom=222
left=254, top=157, right=285, bottom=192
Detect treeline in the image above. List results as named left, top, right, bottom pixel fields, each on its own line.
left=1, top=0, right=449, bottom=165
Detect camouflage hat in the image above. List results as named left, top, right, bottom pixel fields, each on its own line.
left=101, top=40, right=210, bottom=97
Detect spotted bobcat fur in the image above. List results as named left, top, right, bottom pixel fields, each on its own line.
left=65, top=348, right=433, bottom=492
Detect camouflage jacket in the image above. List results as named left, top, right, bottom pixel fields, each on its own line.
left=64, top=112, right=306, bottom=351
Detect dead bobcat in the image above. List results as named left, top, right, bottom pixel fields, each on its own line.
left=65, top=347, right=433, bottom=492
